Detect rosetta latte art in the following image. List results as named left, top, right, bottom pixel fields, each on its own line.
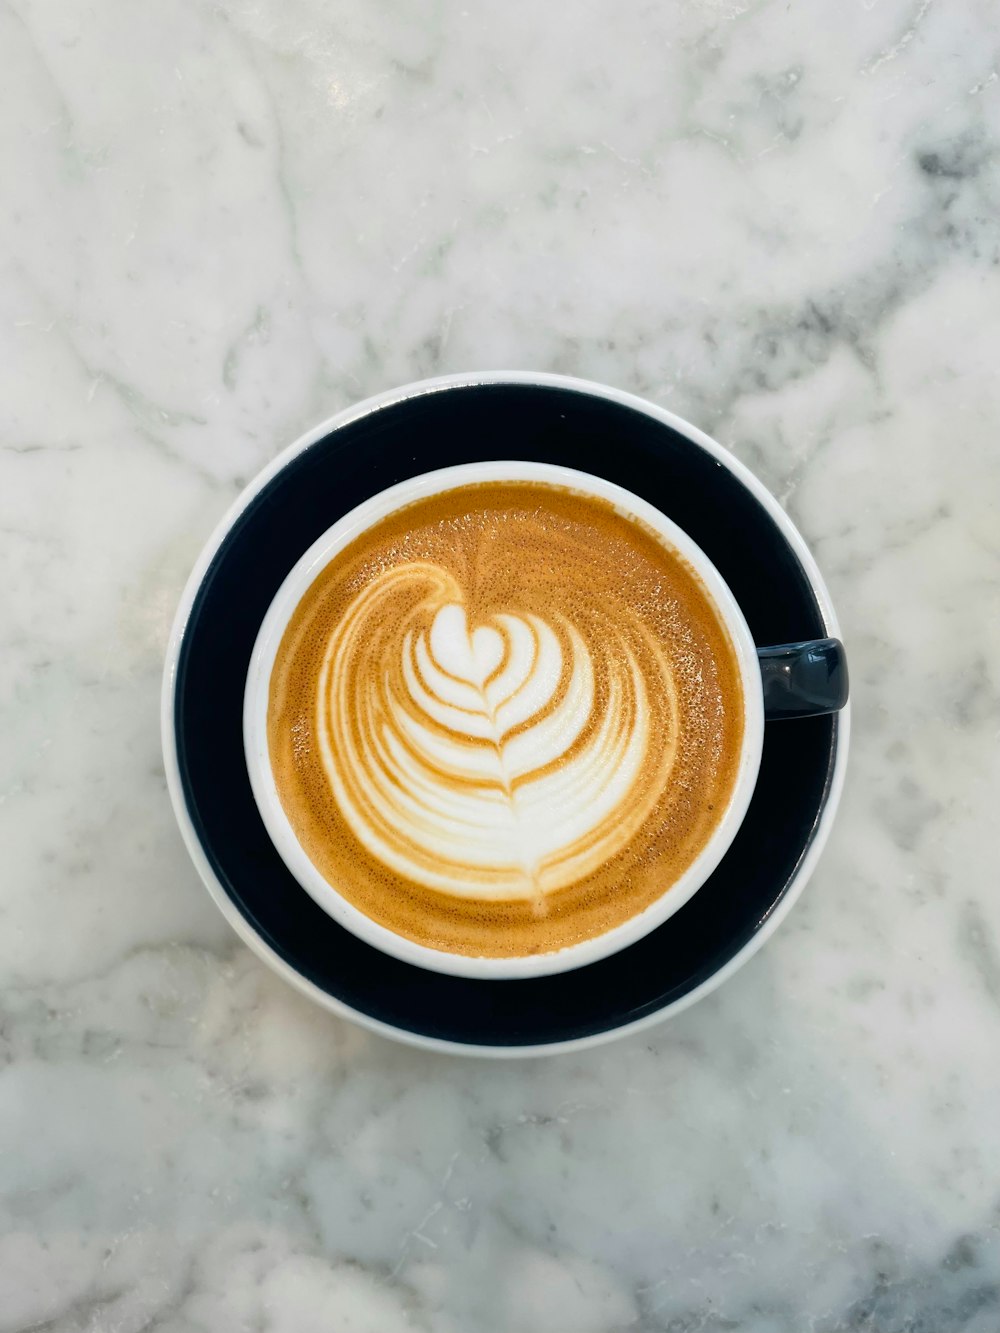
left=316, top=562, right=679, bottom=900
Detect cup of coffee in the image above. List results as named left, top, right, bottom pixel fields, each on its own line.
left=244, top=460, right=846, bottom=979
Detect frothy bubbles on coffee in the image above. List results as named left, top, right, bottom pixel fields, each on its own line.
left=267, top=482, right=744, bottom=959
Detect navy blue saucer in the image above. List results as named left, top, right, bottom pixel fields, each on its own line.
left=172, top=381, right=841, bottom=1048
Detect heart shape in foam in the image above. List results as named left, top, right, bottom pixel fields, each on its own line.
left=430, top=605, right=506, bottom=689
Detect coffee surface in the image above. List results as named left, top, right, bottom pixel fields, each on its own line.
left=267, top=482, right=745, bottom=957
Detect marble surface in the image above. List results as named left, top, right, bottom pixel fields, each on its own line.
left=2, top=0, right=1000, bottom=1326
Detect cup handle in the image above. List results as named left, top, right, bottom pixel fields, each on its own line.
left=757, top=638, right=849, bottom=720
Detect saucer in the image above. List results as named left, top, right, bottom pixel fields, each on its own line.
left=162, top=374, right=848, bottom=1056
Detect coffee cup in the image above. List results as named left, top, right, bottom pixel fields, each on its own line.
left=243, top=460, right=846, bottom=980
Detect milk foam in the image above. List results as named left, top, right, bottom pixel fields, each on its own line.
left=315, top=563, right=679, bottom=900
left=266, top=481, right=744, bottom=959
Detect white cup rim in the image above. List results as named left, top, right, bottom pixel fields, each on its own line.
left=243, top=460, right=765, bottom=979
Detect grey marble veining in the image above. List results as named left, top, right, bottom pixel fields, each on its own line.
left=2, top=0, right=1000, bottom=1328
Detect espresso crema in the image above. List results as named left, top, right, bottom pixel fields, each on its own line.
left=266, top=482, right=744, bottom=957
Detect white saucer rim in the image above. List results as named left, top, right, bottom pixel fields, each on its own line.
left=160, top=370, right=850, bottom=1059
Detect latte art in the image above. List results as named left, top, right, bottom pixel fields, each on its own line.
left=267, top=482, right=744, bottom=959
left=317, top=562, right=678, bottom=900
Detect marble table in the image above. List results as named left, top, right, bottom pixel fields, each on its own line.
left=2, top=0, right=999, bottom=1327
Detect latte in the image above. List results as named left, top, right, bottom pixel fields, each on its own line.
left=266, top=482, right=744, bottom=958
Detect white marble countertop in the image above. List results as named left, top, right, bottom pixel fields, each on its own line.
left=3, top=0, right=1000, bottom=1327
